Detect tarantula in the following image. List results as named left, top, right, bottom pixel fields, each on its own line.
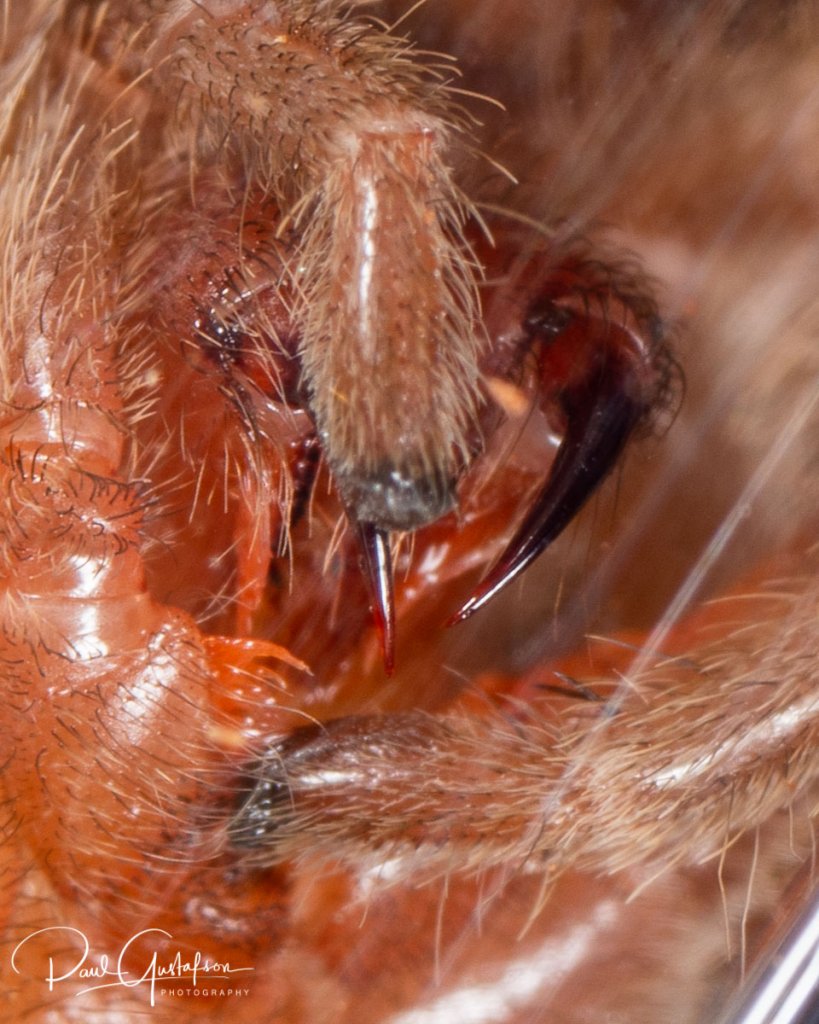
left=1, top=2, right=817, bottom=1022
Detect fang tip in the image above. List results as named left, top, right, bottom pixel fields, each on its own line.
left=355, top=520, right=396, bottom=674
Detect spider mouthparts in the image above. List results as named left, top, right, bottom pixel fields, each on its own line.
left=354, top=519, right=396, bottom=675
left=450, top=349, right=648, bottom=624
left=336, top=463, right=457, bottom=533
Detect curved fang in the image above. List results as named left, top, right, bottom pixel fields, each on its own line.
left=451, top=316, right=661, bottom=624
left=355, top=520, right=396, bottom=674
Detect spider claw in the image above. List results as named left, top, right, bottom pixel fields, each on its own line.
left=451, top=348, right=648, bottom=624
left=354, top=519, right=396, bottom=674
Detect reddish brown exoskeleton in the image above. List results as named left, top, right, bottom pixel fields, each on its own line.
left=1, top=2, right=817, bottom=1023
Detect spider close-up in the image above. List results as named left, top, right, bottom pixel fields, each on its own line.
left=1, top=1, right=818, bottom=1022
